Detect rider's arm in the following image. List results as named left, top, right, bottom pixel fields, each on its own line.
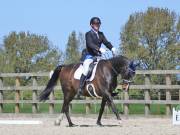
left=101, top=32, right=113, bottom=50
left=85, top=32, right=100, bottom=55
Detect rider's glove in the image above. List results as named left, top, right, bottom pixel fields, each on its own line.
left=99, top=47, right=106, bottom=54
left=111, top=47, right=117, bottom=55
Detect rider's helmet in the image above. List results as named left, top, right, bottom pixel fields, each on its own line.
left=90, top=17, right=101, bottom=25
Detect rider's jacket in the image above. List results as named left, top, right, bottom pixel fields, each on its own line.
left=85, top=29, right=113, bottom=56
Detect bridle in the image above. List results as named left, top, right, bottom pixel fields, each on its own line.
left=101, top=51, right=136, bottom=91
left=111, top=53, right=135, bottom=91
left=121, top=64, right=136, bottom=91
left=121, top=79, right=133, bottom=91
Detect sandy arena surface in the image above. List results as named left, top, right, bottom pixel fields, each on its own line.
left=0, top=115, right=180, bottom=135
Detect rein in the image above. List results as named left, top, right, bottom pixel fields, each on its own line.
left=102, top=52, right=119, bottom=76
left=111, top=65, right=119, bottom=76
left=108, top=54, right=135, bottom=92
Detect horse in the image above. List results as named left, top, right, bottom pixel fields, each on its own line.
left=39, top=55, right=137, bottom=126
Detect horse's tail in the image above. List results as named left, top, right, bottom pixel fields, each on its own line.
left=39, top=65, right=64, bottom=101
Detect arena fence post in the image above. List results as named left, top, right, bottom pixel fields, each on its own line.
left=86, top=97, right=91, bottom=114
left=32, top=76, right=38, bottom=113
left=166, top=74, right=172, bottom=116
left=124, top=89, right=129, bottom=117
left=15, top=77, right=20, bottom=113
left=145, top=74, right=150, bottom=116
left=0, top=77, right=3, bottom=113
left=49, top=91, right=54, bottom=114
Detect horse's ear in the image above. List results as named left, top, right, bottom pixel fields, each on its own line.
left=129, top=61, right=135, bottom=71
left=134, top=60, right=141, bottom=67
left=129, top=60, right=139, bottom=71
left=129, top=61, right=133, bottom=67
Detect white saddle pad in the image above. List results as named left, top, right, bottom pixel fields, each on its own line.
left=74, top=62, right=99, bottom=81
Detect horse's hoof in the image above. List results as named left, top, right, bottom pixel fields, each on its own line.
left=54, top=119, right=61, bottom=126
left=69, top=123, right=78, bottom=127
left=118, top=119, right=123, bottom=125
left=96, top=121, right=103, bottom=127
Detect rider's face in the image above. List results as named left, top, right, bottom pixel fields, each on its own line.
left=91, top=23, right=101, bottom=31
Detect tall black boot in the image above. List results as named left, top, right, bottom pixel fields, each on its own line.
left=77, top=74, right=86, bottom=98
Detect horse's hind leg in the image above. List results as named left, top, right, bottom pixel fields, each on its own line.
left=55, top=113, right=64, bottom=126
left=97, top=97, right=107, bottom=126
left=55, top=99, right=75, bottom=126
left=55, top=89, right=76, bottom=127
left=63, top=89, right=77, bottom=127
left=63, top=98, right=76, bottom=127
left=54, top=101, right=67, bottom=126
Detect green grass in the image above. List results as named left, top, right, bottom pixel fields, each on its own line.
left=150, top=104, right=166, bottom=115
left=1, top=103, right=179, bottom=115
left=71, top=104, right=86, bottom=114
left=3, top=104, right=14, bottom=113
left=129, top=104, right=145, bottom=114
left=2, top=104, right=62, bottom=113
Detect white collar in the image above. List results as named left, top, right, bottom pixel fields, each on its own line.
left=91, top=28, right=98, bottom=34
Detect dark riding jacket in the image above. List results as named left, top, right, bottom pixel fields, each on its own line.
left=85, top=30, right=113, bottom=56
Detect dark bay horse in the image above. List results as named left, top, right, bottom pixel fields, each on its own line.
left=39, top=55, right=136, bottom=126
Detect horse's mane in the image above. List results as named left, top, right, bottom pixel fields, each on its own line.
left=108, top=55, right=129, bottom=66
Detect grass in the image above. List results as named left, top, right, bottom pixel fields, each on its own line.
left=2, top=104, right=62, bottom=113
left=2, top=103, right=178, bottom=115
left=129, top=104, right=145, bottom=114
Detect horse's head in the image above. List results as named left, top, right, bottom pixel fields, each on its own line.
left=109, top=55, right=138, bottom=91
left=121, top=60, right=138, bottom=91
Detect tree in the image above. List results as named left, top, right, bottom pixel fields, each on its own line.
left=1, top=31, right=62, bottom=73
left=120, top=7, right=180, bottom=70
left=78, top=32, right=86, bottom=52
left=65, top=31, right=85, bottom=64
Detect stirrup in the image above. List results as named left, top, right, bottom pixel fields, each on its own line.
left=77, top=94, right=83, bottom=99
left=77, top=89, right=82, bottom=95
left=76, top=87, right=82, bottom=96
left=76, top=91, right=83, bottom=99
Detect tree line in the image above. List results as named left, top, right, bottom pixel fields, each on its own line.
left=0, top=7, right=179, bottom=74
left=0, top=7, right=179, bottom=100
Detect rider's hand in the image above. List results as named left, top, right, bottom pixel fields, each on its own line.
left=99, top=47, right=106, bottom=54
left=111, top=47, right=117, bottom=55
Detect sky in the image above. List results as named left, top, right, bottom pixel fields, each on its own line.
left=0, top=0, right=180, bottom=51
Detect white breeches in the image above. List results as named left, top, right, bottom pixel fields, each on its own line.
left=82, top=59, right=94, bottom=76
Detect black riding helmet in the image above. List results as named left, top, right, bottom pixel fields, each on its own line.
left=90, top=17, right=101, bottom=25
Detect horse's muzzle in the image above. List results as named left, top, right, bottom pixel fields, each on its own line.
left=122, top=79, right=133, bottom=91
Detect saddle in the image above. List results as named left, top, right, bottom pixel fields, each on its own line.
left=74, top=60, right=102, bottom=98
left=74, top=60, right=99, bottom=81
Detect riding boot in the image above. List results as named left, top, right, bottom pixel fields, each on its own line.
left=77, top=74, right=86, bottom=98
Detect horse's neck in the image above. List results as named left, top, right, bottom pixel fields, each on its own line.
left=112, top=75, right=118, bottom=88
left=111, top=62, right=121, bottom=74
left=104, top=61, right=118, bottom=90
left=109, top=56, right=128, bottom=74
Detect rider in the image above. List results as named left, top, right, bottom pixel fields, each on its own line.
left=77, top=17, right=117, bottom=97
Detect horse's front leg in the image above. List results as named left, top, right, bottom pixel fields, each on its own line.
left=97, top=97, right=107, bottom=126
left=105, top=91, right=121, bottom=121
